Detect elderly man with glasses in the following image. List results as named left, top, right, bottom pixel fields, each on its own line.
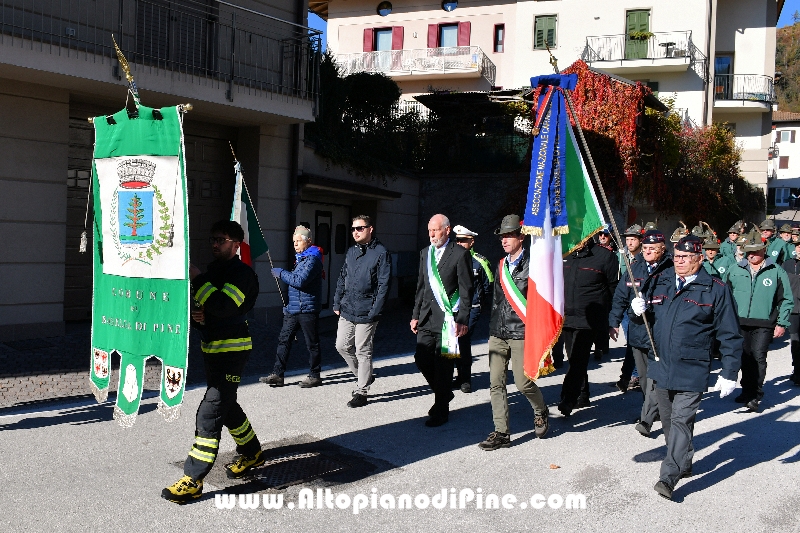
left=637, top=235, right=742, bottom=500
left=332, top=215, right=392, bottom=408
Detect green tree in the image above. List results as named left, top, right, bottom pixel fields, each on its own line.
left=124, top=193, right=148, bottom=236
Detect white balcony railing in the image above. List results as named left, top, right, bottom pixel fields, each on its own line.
left=582, top=31, right=697, bottom=63
left=336, top=46, right=496, bottom=86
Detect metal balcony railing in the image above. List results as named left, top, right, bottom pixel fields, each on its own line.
left=713, top=74, right=776, bottom=103
left=0, top=0, right=321, bottom=108
left=582, top=30, right=697, bottom=63
left=336, top=46, right=496, bottom=86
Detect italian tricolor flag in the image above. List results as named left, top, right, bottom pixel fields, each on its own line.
left=521, top=126, right=604, bottom=380
left=231, top=160, right=268, bottom=266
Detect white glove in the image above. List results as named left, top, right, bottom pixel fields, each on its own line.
left=631, top=297, right=646, bottom=316
left=713, top=375, right=736, bottom=398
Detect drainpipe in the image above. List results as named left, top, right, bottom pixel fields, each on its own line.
left=703, top=0, right=714, bottom=126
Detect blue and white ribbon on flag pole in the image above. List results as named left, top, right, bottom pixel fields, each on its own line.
left=523, top=74, right=577, bottom=236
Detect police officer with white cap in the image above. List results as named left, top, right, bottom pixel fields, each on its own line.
left=452, top=224, right=493, bottom=393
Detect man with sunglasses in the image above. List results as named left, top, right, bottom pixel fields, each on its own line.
left=333, top=216, right=392, bottom=408
left=163, top=221, right=264, bottom=503
left=451, top=224, right=493, bottom=394
left=725, top=228, right=793, bottom=413
left=642, top=235, right=742, bottom=500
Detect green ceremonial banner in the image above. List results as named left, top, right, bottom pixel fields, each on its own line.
left=89, top=106, right=190, bottom=428
left=561, top=125, right=605, bottom=256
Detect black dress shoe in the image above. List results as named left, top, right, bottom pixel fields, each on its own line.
left=654, top=481, right=673, bottom=499
left=635, top=421, right=651, bottom=437
left=425, top=414, right=448, bottom=427
left=460, top=382, right=472, bottom=393
left=347, top=393, right=368, bottom=408
left=615, top=379, right=629, bottom=393
left=576, top=397, right=591, bottom=408
left=746, top=399, right=760, bottom=412
left=557, top=401, right=574, bottom=417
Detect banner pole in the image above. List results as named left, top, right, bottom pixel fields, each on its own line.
left=544, top=46, right=661, bottom=361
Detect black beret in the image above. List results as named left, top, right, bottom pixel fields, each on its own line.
left=642, top=230, right=665, bottom=244
left=675, top=235, right=703, bottom=254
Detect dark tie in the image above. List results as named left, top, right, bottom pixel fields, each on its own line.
left=677, top=277, right=685, bottom=291
left=647, top=264, right=654, bottom=274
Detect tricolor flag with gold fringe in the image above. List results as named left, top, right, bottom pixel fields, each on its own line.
left=522, top=74, right=605, bottom=380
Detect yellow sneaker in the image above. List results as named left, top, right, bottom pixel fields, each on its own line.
left=161, top=475, right=203, bottom=504
left=225, top=450, right=265, bottom=479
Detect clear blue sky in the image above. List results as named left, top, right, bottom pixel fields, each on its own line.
left=780, top=0, right=800, bottom=26
left=309, top=12, right=327, bottom=51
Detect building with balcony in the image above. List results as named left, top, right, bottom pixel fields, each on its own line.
left=0, top=0, right=421, bottom=342
left=313, top=0, right=781, bottom=203
left=768, top=111, right=800, bottom=208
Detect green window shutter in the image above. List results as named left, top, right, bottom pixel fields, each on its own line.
left=534, top=16, right=557, bottom=50
left=626, top=10, right=650, bottom=33
left=646, top=81, right=659, bottom=97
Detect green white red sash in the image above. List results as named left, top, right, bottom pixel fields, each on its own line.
left=500, top=258, right=526, bottom=318
left=428, top=245, right=460, bottom=358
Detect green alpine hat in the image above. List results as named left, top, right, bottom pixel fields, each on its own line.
left=670, top=222, right=689, bottom=243
left=623, top=224, right=643, bottom=238
left=727, top=220, right=744, bottom=234
left=742, top=228, right=767, bottom=252
left=779, top=223, right=794, bottom=234
left=703, top=238, right=720, bottom=250
left=759, top=219, right=776, bottom=231
left=643, top=221, right=658, bottom=232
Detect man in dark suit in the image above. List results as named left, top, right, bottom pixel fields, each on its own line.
left=411, top=213, right=474, bottom=427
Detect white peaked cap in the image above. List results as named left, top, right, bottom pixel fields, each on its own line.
left=453, top=225, right=478, bottom=237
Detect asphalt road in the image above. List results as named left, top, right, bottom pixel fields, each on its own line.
left=1, top=335, right=799, bottom=533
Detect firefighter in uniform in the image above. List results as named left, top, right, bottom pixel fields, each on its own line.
left=452, top=224, right=493, bottom=393
left=162, top=220, right=264, bottom=504
left=609, top=230, right=672, bottom=438
left=640, top=235, right=742, bottom=499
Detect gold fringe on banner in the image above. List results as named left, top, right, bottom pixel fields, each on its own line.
left=552, top=225, right=570, bottom=236
left=562, top=226, right=604, bottom=258
left=523, top=321, right=562, bottom=382
left=521, top=225, right=543, bottom=236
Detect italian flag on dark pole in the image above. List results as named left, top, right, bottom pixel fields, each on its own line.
left=231, top=160, right=268, bottom=266
left=522, top=74, right=605, bottom=380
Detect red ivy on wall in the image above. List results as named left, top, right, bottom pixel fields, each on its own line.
left=559, top=60, right=649, bottom=202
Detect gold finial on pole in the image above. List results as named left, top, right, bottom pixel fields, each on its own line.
left=111, top=34, right=140, bottom=107
left=112, top=34, right=133, bottom=84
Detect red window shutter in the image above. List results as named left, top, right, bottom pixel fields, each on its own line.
left=428, top=24, right=438, bottom=47
left=776, top=131, right=782, bottom=143
left=363, top=28, right=374, bottom=52
left=392, top=26, right=404, bottom=50
left=457, top=21, right=471, bottom=46
left=793, top=130, right=797, bottom=143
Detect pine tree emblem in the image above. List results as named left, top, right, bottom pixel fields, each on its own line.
left=123, top=193, right=149, bottom=237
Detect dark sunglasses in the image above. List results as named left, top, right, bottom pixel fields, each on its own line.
left=209, top=237, right=237, bottom=245
left=455, top=237, right=473, bottom=243
left=351, top=225, right=370, bottom=232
